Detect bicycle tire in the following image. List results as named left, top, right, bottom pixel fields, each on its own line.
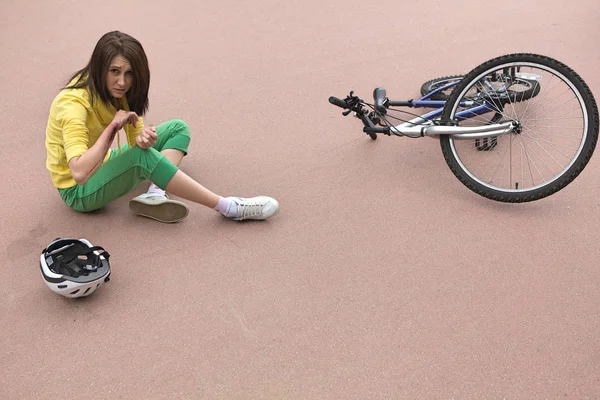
left=421, top=75, right=541, bottom=102
left=439, top=53, right=599, bottom=203
left=420, top=76, right=463, bottom=100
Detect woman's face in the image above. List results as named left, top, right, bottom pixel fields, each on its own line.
left=106, top=55, right=133, bottom=99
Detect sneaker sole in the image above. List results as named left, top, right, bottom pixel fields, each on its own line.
left=129, top=198, right=189, bottom=223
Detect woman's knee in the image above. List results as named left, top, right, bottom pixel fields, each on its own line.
left=155, top=119, right=191, bottom=154
left=171, top=120, right=191, bottom=149
left=159, top=119, right=191, bottom=139
left=173, top=119, right=190, bottom=136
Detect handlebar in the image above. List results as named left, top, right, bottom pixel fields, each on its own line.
left=329, top=90, right=420, bottom=139
left=329, top=91, right=395, bottom=138
left=363, top=126, right=390, bottom=134
left=329, top=92, right=387, bottom=135
left=328, top=96, right=348, bottom=109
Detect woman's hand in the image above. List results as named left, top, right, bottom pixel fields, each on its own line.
left=111, top=110, right=138, bottom=131
left=135, top=125, right=158, bottom=149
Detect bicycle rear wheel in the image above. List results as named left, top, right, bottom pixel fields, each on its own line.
left=439, top=53, right=599, bottom=203
left=421, top=76, right=464, bottom=100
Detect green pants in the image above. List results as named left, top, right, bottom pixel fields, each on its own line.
left=59, top=119, right=191, bottom=212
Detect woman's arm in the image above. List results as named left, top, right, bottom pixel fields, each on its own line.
left=68, top=122, right=119, bottom=185
left=68, top=110, right=138, bottom=185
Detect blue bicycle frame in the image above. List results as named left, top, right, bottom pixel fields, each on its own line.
left=331, top=77, right=516, bottom=139
left=388, top=79, right=492, bottom=123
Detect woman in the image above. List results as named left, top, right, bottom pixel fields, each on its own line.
left=45, top=31, right=279, bottom=223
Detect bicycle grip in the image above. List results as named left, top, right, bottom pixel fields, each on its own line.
left=329, top=96, right=348, bottom=109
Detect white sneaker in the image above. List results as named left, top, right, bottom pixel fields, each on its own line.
left=228, top=196, right=280, bottom=221
left=129, top=192, right=189, bottom=223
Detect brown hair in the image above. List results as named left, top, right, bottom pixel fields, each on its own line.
left=64, top=31, right=150, bottom=115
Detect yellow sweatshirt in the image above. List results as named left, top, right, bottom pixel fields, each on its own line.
left=45, top=79, right=144, bottom=189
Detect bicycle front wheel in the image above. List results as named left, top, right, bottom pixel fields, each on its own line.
left=440, top=53, right=599, bottom=203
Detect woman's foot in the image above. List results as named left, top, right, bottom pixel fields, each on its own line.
left=216, top=196, right=280, bottom=221
left=129, top=192, right=189, bottom=223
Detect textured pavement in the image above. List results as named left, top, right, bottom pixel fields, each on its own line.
left=1, top=0, right=600, bottom=398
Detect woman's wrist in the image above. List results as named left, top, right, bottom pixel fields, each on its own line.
left=108, top=122, right=119, bottom=133
left=98, top=122, right=118, bottom=147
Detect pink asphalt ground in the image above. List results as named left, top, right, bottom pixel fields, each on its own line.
left=2, top=1, right=600, bottom=398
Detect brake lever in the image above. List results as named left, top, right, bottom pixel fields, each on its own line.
left=342, top=91, right=361, bottom=113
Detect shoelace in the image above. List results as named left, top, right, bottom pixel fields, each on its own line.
left=237, top=200, right=264, bottom=219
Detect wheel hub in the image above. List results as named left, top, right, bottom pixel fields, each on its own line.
left=512, top=120, right=523, bottom=134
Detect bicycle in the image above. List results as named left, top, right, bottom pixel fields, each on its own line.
left=329, top=53, right=599, bottom=203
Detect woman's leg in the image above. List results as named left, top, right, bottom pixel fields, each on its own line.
left=128, top=119, right=226, bottom=221
left=129, top=119, right=277, bottom=222
left=163, top=169, right=280, bottom=221
left=60, top=119, right=280, bottom=222
left=140, top=119, right=190, bottom=195
left=146, top=120, right=220, bottom=205
left=58, top=145, right=179, bottom=214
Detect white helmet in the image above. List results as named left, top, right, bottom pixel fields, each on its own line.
left=39, top=238, right=111, bottom=298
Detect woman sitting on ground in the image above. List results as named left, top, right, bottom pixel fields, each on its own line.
left=45, top=30, right=279, bottom=223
